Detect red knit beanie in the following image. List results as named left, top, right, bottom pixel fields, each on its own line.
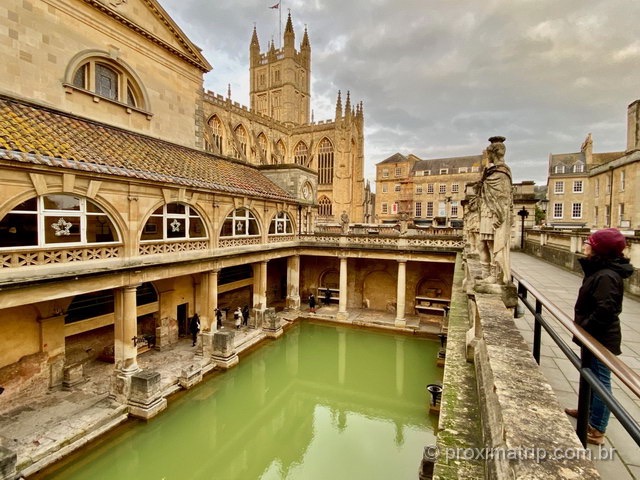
left=586, top=228, right=627, bottom=257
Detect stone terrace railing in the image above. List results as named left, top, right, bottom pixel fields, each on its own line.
left=432, top=256, right=600, bottom=478
left=524, top=228, right=640, bottom=296
left=1, top=245, right=123, bottom=268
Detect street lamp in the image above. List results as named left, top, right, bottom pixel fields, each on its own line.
left=517, top=206, right=529, bottom=249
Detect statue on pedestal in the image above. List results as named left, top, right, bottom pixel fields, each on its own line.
left=462, top=181, right=480, bottom=255
left=340, top=210, right=349, bottom=234
left=477, top=136, right=513, bottom=284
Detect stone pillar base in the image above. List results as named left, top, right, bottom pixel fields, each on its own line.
left=197, top=332, right=215, bottom=357
left=394, top=319, right=407, bottom=328
left=336, top=311, right=349, bottom=322
left=0, top=446, right=17, bottom=480
left=286, top=295, right=300, bottom=310
left=179, top=364, right=203, bottom=389
left=128, top=370, right=166, bottom=420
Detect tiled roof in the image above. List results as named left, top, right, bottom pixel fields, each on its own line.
left=0, top=96, right=294, bottom=202
left=377, top=153, right=407, bottom=165
left=413, top=155, right=483, bottom=173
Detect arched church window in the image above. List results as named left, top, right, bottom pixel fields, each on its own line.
left=206, top=116, right=224, bottom=154
left=0, top=195, right=119, bottom=248
left=269, top=212, right=293, bottom=235
left=318, top=138, right=334, bottom=185
left=141, top=203, right=206, bottom=242
left=272, top=140, right=285, bottom=164
left=67, top=53, right=147, bottom=110
left=234, top=125, right=248, bottom=159
left=318, top=196, right=332, bottom=217
left=220, top=208, right=260, bottom=237
left=257, top=133, right=268, bottom=162
left=294, top=142, right=309, bottom=166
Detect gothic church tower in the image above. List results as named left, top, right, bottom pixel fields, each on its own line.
left=250, top=13, right=311, bottom=126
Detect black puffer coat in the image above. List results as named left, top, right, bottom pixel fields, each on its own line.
left=574, top=256, right=634, bottom=355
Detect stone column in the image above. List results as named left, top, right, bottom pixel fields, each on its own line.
left=337, top=256, right=348, bottom=321
left=286, top=255, right=301, bottom=310
left=114, top=285, right=139, bottom=374
left=395, top=260, right=407, bottom=327
left=208, top=269, right=219, bottom=331
left=253, top=261, right=268, bottom=311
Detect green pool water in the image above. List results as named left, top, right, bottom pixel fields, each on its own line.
left=41, top=322, right=441, bottom=480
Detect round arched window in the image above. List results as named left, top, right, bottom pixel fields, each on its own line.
left=0, top=195, right=119, bottom=248
left=141, top=203, right=206, bottom=241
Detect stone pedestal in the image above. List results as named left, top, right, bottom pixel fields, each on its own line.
left=0, top=446, right=17, bottom=480
left=198, top=332, right=215, bottom=357
left=250, top=308, right=264, bottom=329
left=262, top=308, right=283, bottom=338
left=179, top=364, right=203, bottom=390
left=62, top=362, right=85, bottom=390
left=211, top=331, right=239, bottom=369
left=155, top=324, right=169, bottom=351
left=128, top=370, right=167, bottom=420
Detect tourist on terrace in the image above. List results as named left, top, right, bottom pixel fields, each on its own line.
left=309, top=293, right=316, bottom=313
left=565, top=228, right=634, bottom=445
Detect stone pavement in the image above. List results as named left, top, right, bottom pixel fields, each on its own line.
left=0, top=306, right=439, bottom=478
left=511, top=251, right=640, bottom=480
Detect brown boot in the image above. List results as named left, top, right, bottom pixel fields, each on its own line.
left=564, top=408, right=578, bottom=419
left=587, top=425, right=605, bottom=445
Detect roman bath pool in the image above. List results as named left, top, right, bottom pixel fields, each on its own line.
left=35, top=322, right=442, bottom=479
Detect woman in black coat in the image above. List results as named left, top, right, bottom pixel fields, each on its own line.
left=566, top=228, right=634, bottom=445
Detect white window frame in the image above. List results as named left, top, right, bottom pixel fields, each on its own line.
left=573, top=180, right=583, bottom=193
left=571, top=203, right=582, bottom=219
left=554, top=181, right=564, bottom=194
left=553, top=203, right=563, bottom=219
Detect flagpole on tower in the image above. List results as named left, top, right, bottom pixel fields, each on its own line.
left=269, top=1, right=282, bottom=48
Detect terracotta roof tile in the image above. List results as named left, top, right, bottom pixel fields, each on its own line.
left=0, top=96, right=294, bottom=202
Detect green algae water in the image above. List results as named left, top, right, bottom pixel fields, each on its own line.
left=41, top=322, right=441, bottom=480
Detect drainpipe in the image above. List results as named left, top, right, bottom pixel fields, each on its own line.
left=608, top=166, right=614, bottom=228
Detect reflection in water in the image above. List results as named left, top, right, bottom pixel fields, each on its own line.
left=41, top=322, right=441, bottom=480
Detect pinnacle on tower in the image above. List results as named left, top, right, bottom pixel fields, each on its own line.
left=345, top=91, right=352, bottom=120
left=284, top=12, right=294, bottom=49
left=250, top=26, right=260, bottom=49
left=335, top=90, right=342, bottom=120
left=301, top=26, right=310, bottom=50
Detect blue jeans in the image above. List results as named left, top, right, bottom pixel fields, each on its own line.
left=589, top=357, right=612, bottom=433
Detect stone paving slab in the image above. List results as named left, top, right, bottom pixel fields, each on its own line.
left=511, top=251, right=640, bottom=480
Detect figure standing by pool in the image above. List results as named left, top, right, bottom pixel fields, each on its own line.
left=309, top=293, right=316, bottom=313
left=189, top=313, right=200, bottom=347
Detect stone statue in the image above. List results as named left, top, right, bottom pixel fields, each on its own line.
left=477, top=136, right=513, bottom=284
left=462, top=181, right=480, bottom=255
left=340, top=210, right=349, bottom=234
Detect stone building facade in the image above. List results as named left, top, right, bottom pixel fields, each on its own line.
left=0, top=0, right=458, bottom=420
left=546, top=100, right=640, bottom=230
left=201, top=14, right=367, bottom=224
left=375, top=152, right=483, bottom=226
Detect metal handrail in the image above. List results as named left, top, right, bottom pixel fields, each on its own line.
left=512, top=268, right=640, bottom=448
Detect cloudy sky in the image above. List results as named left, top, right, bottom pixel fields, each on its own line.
left=160, top=0, right=640, bottom=187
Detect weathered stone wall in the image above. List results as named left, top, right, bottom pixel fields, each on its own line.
left=434, top=256, right=600, bottom=479
left=0, top=352, right=49, bottom=415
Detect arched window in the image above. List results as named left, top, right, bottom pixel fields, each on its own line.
left=318, top=138, right=334, bottom=184
left=220, top=208, right=259, bottom=237
left=257, top=133, right=268, bottom=163
left=141, top=203, right=206, bottom=242
left=233, top=125, right=247, bottom=159
left=67, top=54, right=147, bottom=110
left=269, top=212, right=293, bottom=235
left=318, top=196, right=332, bottom=217
left=276, top=141, right=286, bottom=162
left=0, top=195, right=118, bottom=248
left=206, top=116, right=224, bottom=154
left=294, top=141, right=309, bottom=166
